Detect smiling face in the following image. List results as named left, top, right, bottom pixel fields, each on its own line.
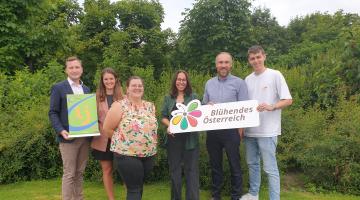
left=175, top=72, right=187, bottom=93
left=127, top=78, right=144, bottom=99
left=102, top=72, right=116, bottom=91
left=65, top=60, right=83, bottom=82
left=248, top=52, right=266, bottom=74
left=216, top=53, right=232, bottom=78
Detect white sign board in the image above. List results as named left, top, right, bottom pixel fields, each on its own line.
left=169, top=100, right=259, bottom=133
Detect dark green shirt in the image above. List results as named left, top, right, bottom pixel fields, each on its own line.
left=161, top=93, right=199, bottom=150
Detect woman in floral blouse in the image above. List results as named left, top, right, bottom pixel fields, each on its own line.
left=103, top=76, right=158, bottom=200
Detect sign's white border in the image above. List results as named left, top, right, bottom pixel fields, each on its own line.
left=169, top=100, right=259, bottom=133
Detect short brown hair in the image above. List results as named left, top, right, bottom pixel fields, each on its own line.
left=215, top=52, right=233, bottom=64
left=126, top=76, right=145, bottom=98
left=65, top=56, right=82, bottom=66
left=126, top=76, right=144, bottom=88
left=247, top=45, right=266, bottom=57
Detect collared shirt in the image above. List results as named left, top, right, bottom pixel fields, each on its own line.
left=67, top=77, right=84, bottom=94
left=203, top=74, right=248, bottom=104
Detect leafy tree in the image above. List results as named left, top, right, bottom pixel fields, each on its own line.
left=116, top=0, right=164, bottom=31
left=75, top=0, right=117, bottom=86
left=102, top=0, right=173, bottom=80
left=176, top=0, right=252, bottom=72
left=281, top=11, right=360, bottom=68
left=0, top=0, right=81, bottom=73
left=280, top=12, right=360, bottom=108
left=249, top=7, right=289, bottom=63
left=339, top=23, right=360, bottom=96
left=0, top=0, right=40, bottom=72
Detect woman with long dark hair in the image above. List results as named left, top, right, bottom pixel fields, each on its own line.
left=161, top=70, right=200, bottom=200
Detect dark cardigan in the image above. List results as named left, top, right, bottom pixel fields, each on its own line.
left=161, top=93, right=199, bottom=150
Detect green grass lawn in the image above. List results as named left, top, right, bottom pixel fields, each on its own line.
left=0, top=179, right=359, bottom=200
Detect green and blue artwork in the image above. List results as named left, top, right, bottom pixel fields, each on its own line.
left=67, top=94, right=100, bottom=137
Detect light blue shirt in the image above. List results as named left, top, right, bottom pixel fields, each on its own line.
left=203, top=74, right=248, bottom=104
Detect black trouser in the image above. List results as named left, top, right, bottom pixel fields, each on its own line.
left=206, top=129, right=242, bottom=200
left=167, top=134, right=199, bottom=200
left=114, top=154, right=154, bottom=200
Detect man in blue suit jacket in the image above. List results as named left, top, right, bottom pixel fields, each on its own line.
left=49, top=56, right=91, bottom=200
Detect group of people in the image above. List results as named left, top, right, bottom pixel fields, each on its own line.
left=49, top=45, right=292, bottom=200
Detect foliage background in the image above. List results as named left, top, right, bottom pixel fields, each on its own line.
left=0, top=0, right=359, bottom=196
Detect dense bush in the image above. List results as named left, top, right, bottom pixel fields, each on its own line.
left=0, top=63, right=245, bottom=195
left=279, top=107, right=329, bottom=171
left=278, top=98, right=360, bottom=195
left=299, top=99, right=360, bottom=194
left=1, top=0, right=360, bottom=195
left=0, top=104, right=61, bottom=183
left=0, top=64, right=64, bottom=183
left=1, top=62, right=359, bottom=195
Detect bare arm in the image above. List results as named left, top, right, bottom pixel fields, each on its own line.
left=257, top=99, right=293, bottom=112
left=161, top=118, right=170, bottom=127
left=162, top=117, right=176, bottom=137
left=103, top=101, right=122, bottom=138
left=238, top=128, right=244, bottom=139
left=273, top=99, right=293, bottom=110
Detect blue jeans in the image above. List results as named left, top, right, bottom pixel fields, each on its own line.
left=244, top=136, right=280, bottom=200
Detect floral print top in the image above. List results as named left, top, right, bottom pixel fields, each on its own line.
left=110, top=98, right=158, bottom=157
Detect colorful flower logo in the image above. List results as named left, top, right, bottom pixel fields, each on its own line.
left=171, top=100, right=202, bottom=130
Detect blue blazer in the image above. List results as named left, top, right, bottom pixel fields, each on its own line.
left=48, top=80, right=91, bottom=143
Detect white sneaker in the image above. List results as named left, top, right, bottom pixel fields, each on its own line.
left=239, top=193, right=259, bottom=200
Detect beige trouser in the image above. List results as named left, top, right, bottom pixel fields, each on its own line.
left=59, top=138, right=90, bottom=200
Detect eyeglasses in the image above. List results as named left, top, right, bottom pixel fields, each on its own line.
left=176, top=78, right=187, bottom=82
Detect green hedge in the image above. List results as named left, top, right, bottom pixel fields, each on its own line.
left=0, top=63, right=359, bottom=195
left=300, top=100, right=360, bottom=194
